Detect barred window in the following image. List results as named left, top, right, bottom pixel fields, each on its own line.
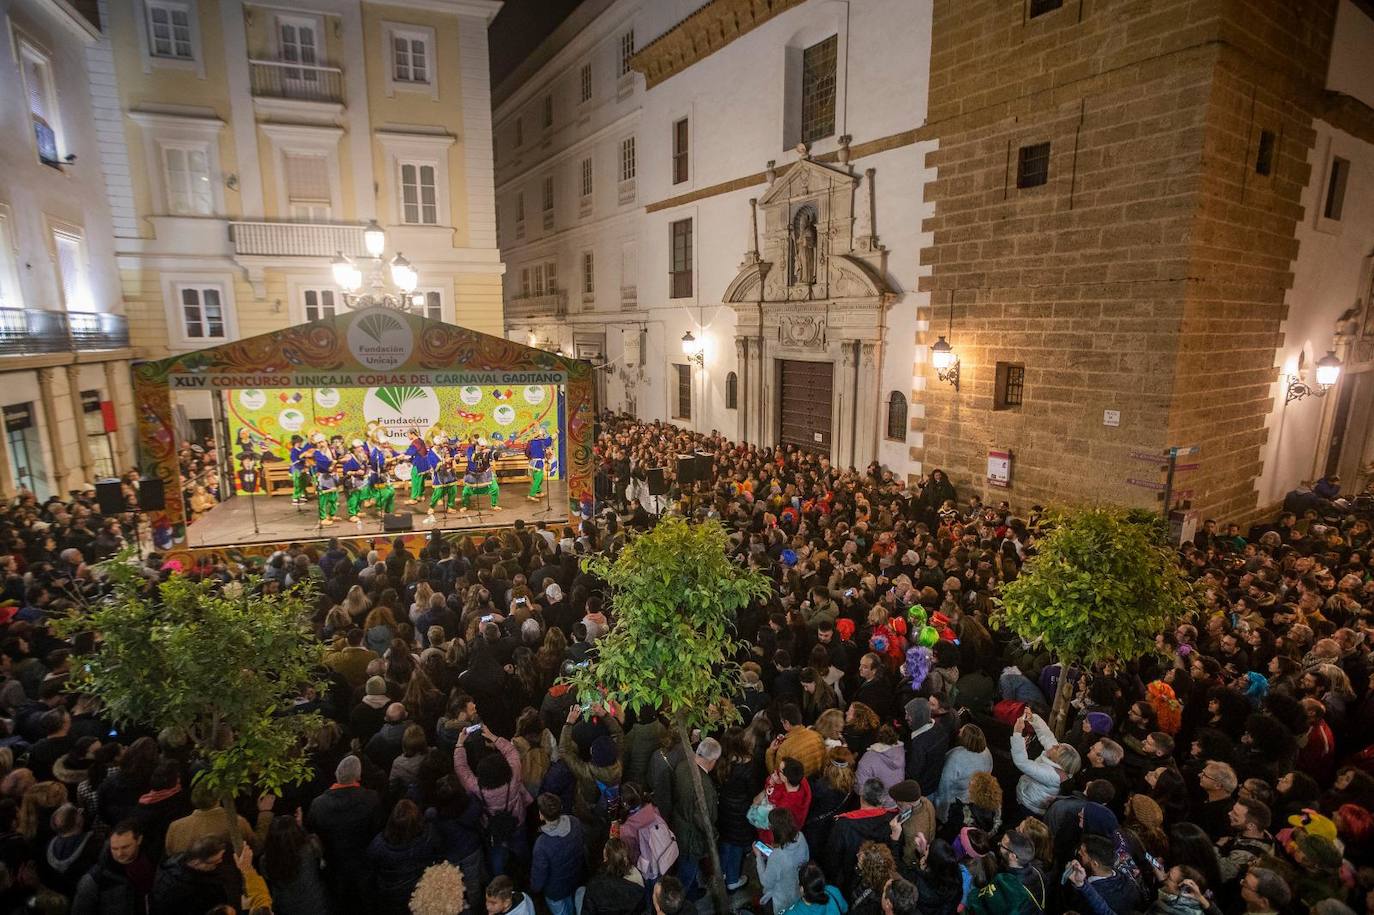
left=1016, top=142, right=1050, bottom=189
left=885, top=391, right=907, bottom=440
left=800, top=35, right=838, bottom=144
left=726, top=372, right=738, bottom=409
left=995, top=362, right=1025, bottom=410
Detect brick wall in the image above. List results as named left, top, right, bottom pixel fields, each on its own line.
left=917, top=0, right=1337, bottom=522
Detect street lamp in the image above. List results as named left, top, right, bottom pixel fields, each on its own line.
left=1286, top=350, right=1342, bottom=404
left=332, top=222, right=422, bottom=311
left=931, top=297, right=960, bottom=391
left=681, top=330, right=703, bottom=365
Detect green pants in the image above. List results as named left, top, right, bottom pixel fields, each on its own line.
left=373, top=484, right=395, bottom=514
left=429, top=483, right=457, bottom=511
left=291, top=469, right=307, bottom=501
left=410, top=467, right=426, bottom=501
left=347, top=485, right=374, bottom=517
left=318, top=490, right=338, bottom=521
left=530, top=467, right=545, bottom=497
left=462, top=480, right=499, bottom=508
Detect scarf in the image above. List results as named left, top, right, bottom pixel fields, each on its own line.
left=138, top=785, right=181, bottom=806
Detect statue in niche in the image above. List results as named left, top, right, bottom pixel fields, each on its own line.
left=791, top=207, right=818, bottom=286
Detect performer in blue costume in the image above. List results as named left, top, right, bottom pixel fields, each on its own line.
left=526, top=431, right=553, bottom=502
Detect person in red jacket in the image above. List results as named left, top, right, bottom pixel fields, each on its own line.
left=759, top=757, right=812, bottom=846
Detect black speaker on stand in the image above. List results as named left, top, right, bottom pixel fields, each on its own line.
left=646, top=468, right=668, bottom=496
left=137, top=477, right=166, bottom=511
left=95, top=479, right=124, bottom=515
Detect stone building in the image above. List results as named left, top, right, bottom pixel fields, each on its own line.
left=916, top=0, right=1374, bottom=522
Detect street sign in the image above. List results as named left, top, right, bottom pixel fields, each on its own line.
left=1126, top=478, right=1167, bottom=491
left=1173, top=462, right=1200, bottom=472
left=1168, top=445, right=1200, bottom=457
left=1129, top=450, right=1167, bottom=463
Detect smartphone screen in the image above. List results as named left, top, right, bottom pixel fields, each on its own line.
left=465, top=724, right=482, bottom=734
left=897, top=807, right=913, bottom=823
left=753, top=840, right=772, bottom=856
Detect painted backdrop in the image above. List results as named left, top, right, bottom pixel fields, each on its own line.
left=224, top=383, right=563, bottom=477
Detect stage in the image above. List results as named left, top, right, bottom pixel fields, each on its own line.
left=181, top=479, right=570, bottom=550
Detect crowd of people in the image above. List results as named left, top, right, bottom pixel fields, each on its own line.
left=0, top=412, right=1370, bottom=915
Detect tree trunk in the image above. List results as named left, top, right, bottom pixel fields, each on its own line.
left=223, top=795, right=244, bottom=851
left=678, top=725, right=728, bottom=915
left=1049, top=654, right=1075, bottom=738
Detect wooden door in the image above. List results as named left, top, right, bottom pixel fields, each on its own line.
left=778, top=359, right=832, bottom=455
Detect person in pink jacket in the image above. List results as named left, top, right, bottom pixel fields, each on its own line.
left=454, top=724, right=533, bottom=875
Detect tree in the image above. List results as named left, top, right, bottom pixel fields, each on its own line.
left=57, top=559, right=324, bottom=846
left=568, top=517, right=771, bottom=914
left=996, top=507, right=1198, bottom=735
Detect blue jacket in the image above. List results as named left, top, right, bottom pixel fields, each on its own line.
left=530, top=815, right=586, bottom=901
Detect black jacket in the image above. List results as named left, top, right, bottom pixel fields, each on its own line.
left=822, top=807, right=895, bottom=895
left=149, top=855, right=236, bottom=915
left=582, top=873, right=647, bottom=915
left=905, top=727, right=951, bottom=797
left=308, top=785, right=384, bottom=873
left=70, top=848, right=149, bottom=915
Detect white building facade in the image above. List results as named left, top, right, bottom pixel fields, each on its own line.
left=497, top=0, right=934, bottom=475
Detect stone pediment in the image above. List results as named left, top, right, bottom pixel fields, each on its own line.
left=722, top=259, right=771, bottom=304
left=829, top=254, right=892, bottom=300
left=757, top=158, right=857, bottom=207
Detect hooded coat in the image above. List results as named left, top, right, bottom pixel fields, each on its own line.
left=822, top=807, right=895, bottom=894
left=530, top=814, right=587, bottom=901
left=856, top=742, right=905, bottom=799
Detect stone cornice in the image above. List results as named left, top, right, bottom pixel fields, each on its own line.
left=1318, top=91, right=1374, bottom=147
left=630, top=0, right=807, bottom=90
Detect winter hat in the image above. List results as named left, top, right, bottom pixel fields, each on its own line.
left=1081, top=802, right=1119, bottom=837
left=904, top=697, right=932, bottom=730
left=1288, top=808, right=1338, bottom=841
left=1085, top=712, right=1114, bottom=736
left=889, top=780, right=922, bottom=803
left=1127, top=795, right=1164, bottom=831
left=590, top=735, right=618, bottom=768
left=365, top=676, right=387, bottom=696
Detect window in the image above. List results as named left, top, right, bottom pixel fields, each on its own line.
left=545, top=260, right=558, bottom=292
left=579, top=62, right=593, bottom=103
left=619, top=30, right=635, bottom=77
left=582, top=251, right=595, bottom=295
left=800, top=35, right=838, bottom=144
left=81, top=390, right=117, bottom=479
left=581, top=158, right=594, bottom=198
left=161, top=145, right=214, bottom=215
left=146, top=1, right=194, bottom=60
left=725, top=372, right=738, bottom=410
left=399, top=161, right=438, bottom=225
left=19, top=41, right=62, bottom=166
left=1016, top=142, right=1051, bottom=189
left=277, top=15, right=321, bottom=83
left=995, top=362, right=1025, bottom=410
left=1255, top=130, right=1276, bottom=176
left=515, top=118, right=523, bottom=148
left=1029, top=0, right=1063, bottom=16
left=542, top=176, right=555, bottom=212
left=672, top=118, right=690, bottom=185
left=520, top=268, right=531, bottom=298
left=52, top=230, right=92, bottom=312
left=178, top=285, right=226, bottom=339
left=885, top=391, right=907, bottom=440
left=620, top=137, right=637, bottom=181
left=670, top=218, right=693, bottom=299
left=0, top=209, right=23, bottom=310
left=302, top=288, right=336, bottom=322
left=1324, top=156, right=1350, bottom=221
left=531, top=264, right=545, bottom=296
left=391, top=29, right=431, bottom=85
left=284, top=152, right=331, bottom=221
left=4, top=404, right=45, bottom=499
left=542, top=95, right=554, bottom=129
left=674, top=364, right=691, bottom=419
left=421, top=290, right=442, bottom=321
left=516, top=191, right=526, bottom=223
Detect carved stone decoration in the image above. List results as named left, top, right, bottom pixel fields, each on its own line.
left=790, top=205, right=818, bottom=286
left=779, top=314, right=826, bottom=350
left=861, top=343, right=876, bottom=367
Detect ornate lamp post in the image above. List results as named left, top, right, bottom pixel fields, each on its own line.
left=331, top=220, right=423, bottom=311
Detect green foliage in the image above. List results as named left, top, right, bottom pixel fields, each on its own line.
left=996, top=506, right=1198, bottom=668
left=570, top=517, right=771, bottom=732
left=56, top=559, right=325, bottom=799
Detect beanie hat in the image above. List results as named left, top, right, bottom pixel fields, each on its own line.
left=365, top=676, right=387, bottom=696
left=1127, top=795, right=1164, bottom=831
left=889, top=780, right=922, bottom=803
left=1085, top=712, right=1114, bottom=735
left=1081, top=802, right=1119, bottom=837
left=590, top=735, right=618, bottom=768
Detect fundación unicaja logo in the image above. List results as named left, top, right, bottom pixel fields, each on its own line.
left=363, top=386, right=439, bottom=445
left=347, top=309, right=413, bottom=371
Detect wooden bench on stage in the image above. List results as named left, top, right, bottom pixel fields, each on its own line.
left=450, top=456, right=532, bottom=485
left=263, top=464, right=295, bottom=496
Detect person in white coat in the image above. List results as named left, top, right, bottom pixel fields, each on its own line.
left=1009, top=709, right=1080, bottom=817
left=933, top=724, right=994, bottom=821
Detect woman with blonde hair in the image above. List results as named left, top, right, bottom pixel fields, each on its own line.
left=814, top=708, right=845, bottom=747
left=940, top=770, right=1001, bottom=842
left=321, top=605, right=353, bottom=641
left=18, top=781, right=67, bottom=842
left=1016, top=816, right=1054, bottom=870
left=410, top=582, right=434, bottom=625
left=342, top=584, right=371, bottom=622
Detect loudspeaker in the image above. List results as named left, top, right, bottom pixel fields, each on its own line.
left=676, top=455, right=698, bottom=484
left=136, top=477, right=165, bottom=511
left=383, top=512, right=414, bottom=533
left=693, top=453, right=715, bottom=484
left=646, top=468, right=668, bottom=496
left=95, top=478, right=124, bottom=515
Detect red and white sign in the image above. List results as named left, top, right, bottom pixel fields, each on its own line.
left=987, top=449, right=1011, bottom=488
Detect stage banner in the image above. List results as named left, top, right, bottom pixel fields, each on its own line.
left=224, top=384, right=562, bottom=477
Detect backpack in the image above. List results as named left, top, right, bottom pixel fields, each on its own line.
left=635, top=813, right=679, bottom=880
left=594, top=778, right=624, bottom=821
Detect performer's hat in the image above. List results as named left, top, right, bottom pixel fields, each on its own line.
left=312, top=433, right=325, bottom=443
left=433, top=434, right=447, bottom=444
left=352, top=439, right=364, bottom=448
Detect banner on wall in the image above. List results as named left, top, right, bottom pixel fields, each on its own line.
left=225, top=383, right=563, bottom=478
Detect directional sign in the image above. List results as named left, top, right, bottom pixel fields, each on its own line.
left=1129, top=450, right=1167, bottom=463
left=1126, top=478, right=1167, bottom=491
left=1173, top=462, right=1200, bottom=472
left=1168, top=445, right=1200, bottom=457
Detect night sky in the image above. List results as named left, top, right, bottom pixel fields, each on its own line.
left=489, top=0, right=588, bottom=87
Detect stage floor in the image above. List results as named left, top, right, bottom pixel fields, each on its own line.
left=182, top=480, right=570, bottom=549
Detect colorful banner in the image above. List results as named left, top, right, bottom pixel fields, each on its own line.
left=224, top=383, right=563, bottom=478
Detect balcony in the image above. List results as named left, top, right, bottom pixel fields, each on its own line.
left=0, top=309, right=129, bottom=356
left=506, top=290, right=567, bottom=321
left=249, top=59, right=344, bottom=105
left=229, top=221, right=367, bottom=258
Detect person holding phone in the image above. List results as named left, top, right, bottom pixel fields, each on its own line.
left=756, top=808, right=809, bottom=915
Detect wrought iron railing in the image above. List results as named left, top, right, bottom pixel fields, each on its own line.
left=229, top=221, right=367, bottom=257
left=0, top=309, right=129, bottom=355
left=248, top=59, right=345, bottom=104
